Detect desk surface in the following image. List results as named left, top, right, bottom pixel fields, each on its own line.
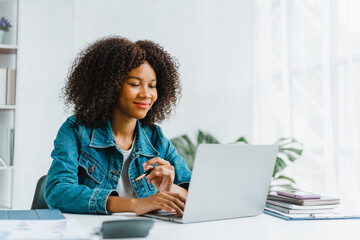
left=65, top=213, right=360, bottom=240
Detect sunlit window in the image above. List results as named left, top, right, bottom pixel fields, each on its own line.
left=254, top=0, right=360, bottom=208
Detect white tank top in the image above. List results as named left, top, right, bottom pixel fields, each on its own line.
left=116, top=139, right=137, bottom=198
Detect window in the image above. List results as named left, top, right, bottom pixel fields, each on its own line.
left=254, top=0, right=360, bottom=208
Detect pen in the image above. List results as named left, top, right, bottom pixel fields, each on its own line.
left=132, top=169, right=153, bottom=183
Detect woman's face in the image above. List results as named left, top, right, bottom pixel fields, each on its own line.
left=116, top=61, right=158, bottom=120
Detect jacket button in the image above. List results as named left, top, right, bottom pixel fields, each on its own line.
left=88, top=165, right=95, bottom=174
left=112, top=169, right=119, bottom=175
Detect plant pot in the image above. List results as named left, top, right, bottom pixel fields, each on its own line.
left=0, top=30, right=5, bottom=44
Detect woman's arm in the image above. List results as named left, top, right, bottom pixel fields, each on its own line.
left=45, top=118, right=116, bottom=214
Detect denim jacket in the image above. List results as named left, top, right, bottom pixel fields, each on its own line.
left=45, top=116, right=191, bottom=214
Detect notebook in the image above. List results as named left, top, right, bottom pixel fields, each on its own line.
left=267, top=193, right=340, bottom=206
left=264, top=208, right=360, bottom=221
left=0, top=209, right=65, bottom=220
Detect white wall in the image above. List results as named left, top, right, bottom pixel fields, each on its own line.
left=13, top=0, right=74, bottom=209
left=13, top=0, right=254, bottom=209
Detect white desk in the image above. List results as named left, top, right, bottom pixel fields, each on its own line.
left=65, top=213, right=360, bottom=240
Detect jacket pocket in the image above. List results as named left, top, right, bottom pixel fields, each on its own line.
left=147, top=181, right=155, bottom=190
left=79, top=152, right=106, bottom=185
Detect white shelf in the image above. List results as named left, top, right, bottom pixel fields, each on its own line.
left=0, top=166, right=13, bottom=170
left=0, top=105, right=16, bottom=110
left=0, top=0, right=17, bottom=210
left=0, top=45, right=18, bottom=54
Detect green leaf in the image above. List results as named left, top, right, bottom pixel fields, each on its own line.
left=197, top=131, right=205, bottom=144
left=273, top=175, right=296, bottom=184
left=234, top=137, right=248, bottom=144
left=205, top=133, right=219, bottom=143
left=279, top=147, right=303, bottom=155
left=181, top=135, right=195, bottom=147
left=273, top=157, right=287, bottom=177
left=270, top=184, right=297, bottom=189
left=171, top=135, right=197, bottom=170
left=286, top=154, right=297, bottom=162
left=275, top=137, right=295, bottom=145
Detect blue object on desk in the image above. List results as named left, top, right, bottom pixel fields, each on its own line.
left=264, top=209, right=360, bottom=221
left=0, top=209, right=65, bottom=220
left=101, top=219, right=154, bottom=239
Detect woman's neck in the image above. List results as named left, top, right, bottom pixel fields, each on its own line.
left=111, top=111, right=137, bottom=149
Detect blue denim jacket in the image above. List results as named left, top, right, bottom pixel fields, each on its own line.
left=45, top=116, right=191, bottom=214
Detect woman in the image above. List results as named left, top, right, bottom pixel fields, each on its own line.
left=45, top=36, right=191, bottom=215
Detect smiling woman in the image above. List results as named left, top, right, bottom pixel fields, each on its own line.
left=44, top=36, right=191, bottom=216
left=116, top=62, right=158, bottom=122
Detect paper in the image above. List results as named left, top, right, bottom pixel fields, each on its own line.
left=0, top=219, right=92, bottom=240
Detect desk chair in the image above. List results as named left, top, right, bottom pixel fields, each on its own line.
left=31, top=175, right=49, bottom=209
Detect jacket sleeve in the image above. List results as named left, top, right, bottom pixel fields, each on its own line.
left=156, top=127, right=192, bottom=189
left=44, top=119, right=116, bottom=214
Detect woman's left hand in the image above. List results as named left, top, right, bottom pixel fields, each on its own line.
left=143, top=157, right=175, bottom=192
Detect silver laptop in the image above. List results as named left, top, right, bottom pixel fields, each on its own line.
left=144, top=144, right=278, bottom=223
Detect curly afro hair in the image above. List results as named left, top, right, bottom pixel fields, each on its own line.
left=63, top=36, right=181, bottom=127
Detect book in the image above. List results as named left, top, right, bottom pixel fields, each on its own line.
left=264, top=208, right=360, bottom=221
left=6, top=68, right=16, bottom=105
left=266, top=199, right=339, bottom=210
left=267, top=193, right=340, bottom=206
left=0, top=68, right=6, bottom=105
left=266, top=203, right=335, bottom=214
left=9, top=127, right=14, bottom=165
left=0, top=209, right=65, bottom=220
left=2, top=127, right=15, bottom=166
left=265, top=207, right=312, bottom=219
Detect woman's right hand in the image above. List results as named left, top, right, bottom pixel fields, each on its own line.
left=132, top=192, right=186, bottom=216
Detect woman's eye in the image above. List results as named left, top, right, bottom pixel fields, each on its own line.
left=129, top=83, right=140, bottom=87
left=149, top=85, right=157, bottom=89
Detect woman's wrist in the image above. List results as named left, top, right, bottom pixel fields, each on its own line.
left=170, top=184, right=188, bottom=198
left=106, top=196, right=137, bottom=213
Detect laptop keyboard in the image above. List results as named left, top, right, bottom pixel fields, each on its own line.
left=150, top=211, right=182, bottom=219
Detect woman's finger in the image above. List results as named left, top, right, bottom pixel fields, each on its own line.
left=155, top=202, right=177, bottom=214
left=143, top=157, right=170, bottom=168
left=158, top=192, right=185, bottom=210
left=146, top=166, right=174, bottom=181
left=164, top=192, right=187, bottom=204
left=156, top=195, right=184, bottom=215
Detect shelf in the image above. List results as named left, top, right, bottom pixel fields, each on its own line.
left=0, top=45, right=18, bottom=54
left=0, top=105, right=16, bottom=110
left=0, top=166, right=13, bottom=170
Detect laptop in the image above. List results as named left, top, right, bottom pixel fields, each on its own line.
left=144, top=144, right=278, bottom=223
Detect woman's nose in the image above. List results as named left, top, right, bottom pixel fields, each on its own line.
left=139, top=86, right=151, bottom=98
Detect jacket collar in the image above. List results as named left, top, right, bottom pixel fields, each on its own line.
left=89, top=119, right=159, bottom=157
left=134, top=120, right=159, bottom=157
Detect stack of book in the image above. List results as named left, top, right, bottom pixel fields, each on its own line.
left=265, top=191, right=340, bottom=220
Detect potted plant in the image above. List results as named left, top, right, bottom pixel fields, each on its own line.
left=170, top=131, right=303, bottom=192
left=0, top=17, right=12, bottom=44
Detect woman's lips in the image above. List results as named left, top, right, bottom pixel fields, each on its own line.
left=134, top=102, right=150, bottom=109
